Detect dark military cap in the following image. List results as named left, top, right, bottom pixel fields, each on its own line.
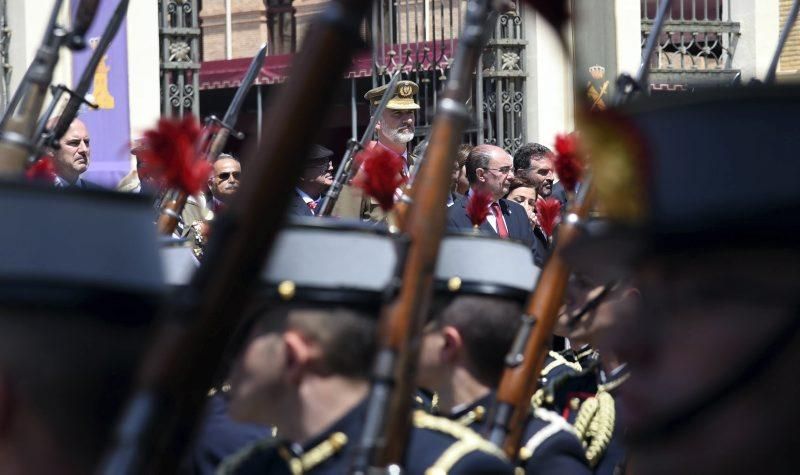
left=0, top=183, right=164, bottom=321
left=260, top=217, right=405, bottom=308
left=564, top=85, right=800, bottom=276
left=434, top=231, right=540, bottom=302
left=364, top=80, right=420, bottom=110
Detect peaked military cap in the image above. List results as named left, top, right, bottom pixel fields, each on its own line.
left=260, top=217, right=405, bottom=308
left=364, top=80, right=420, bottom=110
left=564, top=85, right=800, bottom=277
left=0, top=184, right=164, bottom=322
left=434, top=231, right=540, bottom=302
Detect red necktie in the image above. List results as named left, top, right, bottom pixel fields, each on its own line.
left=307, top=201, right=317, bottom=214
left=490, top=202, right=509, bottom=238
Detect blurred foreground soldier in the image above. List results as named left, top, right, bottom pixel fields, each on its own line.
left=333, top=81, right=419, bottom=221
left=288, top=145, right=334, bottom=216
left=418, top=233, right=591, bottom=474
left=46, top=117, right=102, bottom=189
left=563, top=86, right=800, bottom=475
left=219, top=219, right=513, bottom=474
left=0, top=183, right=162, bottom=474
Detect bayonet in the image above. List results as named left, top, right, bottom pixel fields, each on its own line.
left=204, top=43, right=267, bottom=159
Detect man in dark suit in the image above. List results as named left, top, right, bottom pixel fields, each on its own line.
left=447, top=144, right=546, bottom=266
left=47, top=117, right=103, bottom=189
left=287, top=145, right=334, bottom=217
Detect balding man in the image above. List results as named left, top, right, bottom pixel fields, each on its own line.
left=447, top=144, right=546, bottom=266
left=46, top=118, right=102, bottom=189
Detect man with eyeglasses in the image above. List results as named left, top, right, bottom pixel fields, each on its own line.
left=512, top=142, right=567, bottom=206
left=288, top=145, right=334, bottom=216
left=179, top=153, right=241, bottom=243
left=46, top=117, right=102, bottom=189
left=447, top=144, right=546, bottom=265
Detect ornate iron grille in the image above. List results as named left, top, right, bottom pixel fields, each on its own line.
left=159, top=0, right=201, bottom=116
left=0, top=0, right=10, bottom=111
left=642, top=0, right=740, bottom=87
left=369, top=0, right=526, bottom=154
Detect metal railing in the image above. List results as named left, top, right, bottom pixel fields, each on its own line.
left=642, top=0, right=740, bottom=86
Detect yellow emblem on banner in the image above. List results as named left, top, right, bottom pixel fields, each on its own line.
left=89, top=37, right=115, bottom=110
left=586, top=65, right=609, bottom=111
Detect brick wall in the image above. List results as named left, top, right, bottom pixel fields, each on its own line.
left=779, top=0, right=800, bottom=77
left=201, top=0, right=268, bottom=61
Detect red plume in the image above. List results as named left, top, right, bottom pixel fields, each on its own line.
left=25, top=157, right=57, bottom=184
left=137, top=116, right=212, bottom=195
left=466, top=188, right=492, bottom=227
left=554, top=133, right=583, bottom=194
left=351, top=147, right=407, bottom=211
left=535, top=197, right=562, bottom=237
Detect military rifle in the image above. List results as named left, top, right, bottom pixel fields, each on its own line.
left=485, top=0, right=674, bottom=460
left=156, top=43, right=266, bottom=236
left=99, top=0, right=371, bottom=471
left=0, top=0, right=99, bottom=176
left=350, top=0, right=499, bottom=471
left=317, top=70, right=401, bottom=216
left=32, top=0, right=129, bottom=158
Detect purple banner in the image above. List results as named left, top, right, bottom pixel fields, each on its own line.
left=71, top=3, right=131, bottom=188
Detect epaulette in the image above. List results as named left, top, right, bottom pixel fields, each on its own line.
left=573, top=390, right=615, bottom=468
left=215, top=435, right=282, bottom=474
left=412, top=410, right=508, bottom=474
left=519, top=407, right=580, bottom=462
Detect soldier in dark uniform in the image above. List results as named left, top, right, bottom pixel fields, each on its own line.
left=417, top=232, right=591, bottom=474
left=562, top=85, right=800, bottom=474
left=0, top=183, right=163, bottom=474
left=218, top=218, right=514, bottom=474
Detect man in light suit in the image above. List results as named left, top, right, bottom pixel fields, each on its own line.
left=447, top=144, right=547, bottom=266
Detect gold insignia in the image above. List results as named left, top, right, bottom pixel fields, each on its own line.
left=277, top=280, right=296, bottom=300
left=398, top=83, right=413, bottom=98
left=447, top=277, right=462, bottom=292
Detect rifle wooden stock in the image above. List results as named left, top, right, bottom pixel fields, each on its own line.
left=99, top=1, right=370, bottom=472
left=352, top=0, right=494, bottom=471
left=156, top=190, right=188, bottom=236
left=486, top=185, right=596, bottom=460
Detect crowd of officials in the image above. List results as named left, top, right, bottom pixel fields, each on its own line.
left=4, top=64, right=800, bottom=475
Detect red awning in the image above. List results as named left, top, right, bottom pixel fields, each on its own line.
left=199, top=40, right=456, bottom=91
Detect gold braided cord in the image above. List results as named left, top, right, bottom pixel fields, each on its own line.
left=299, top=432, right=348, bottom=472
left=541, top=351, right=583, bottom=377
left=413, top=410, right=508, bottom=473
left=454, top=405, right=486, bottom=427
left=585, top=391, right=615, bottom=467
left=573, top=396, right=599, bottom=441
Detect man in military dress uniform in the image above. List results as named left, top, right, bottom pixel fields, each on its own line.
left=563, top=85, right=800, bottom=474
left=417, top=232, right=591, bottom=474
left=332, top=80, right=420, bottom=222
left=217, top=218, right=514, bottom=474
